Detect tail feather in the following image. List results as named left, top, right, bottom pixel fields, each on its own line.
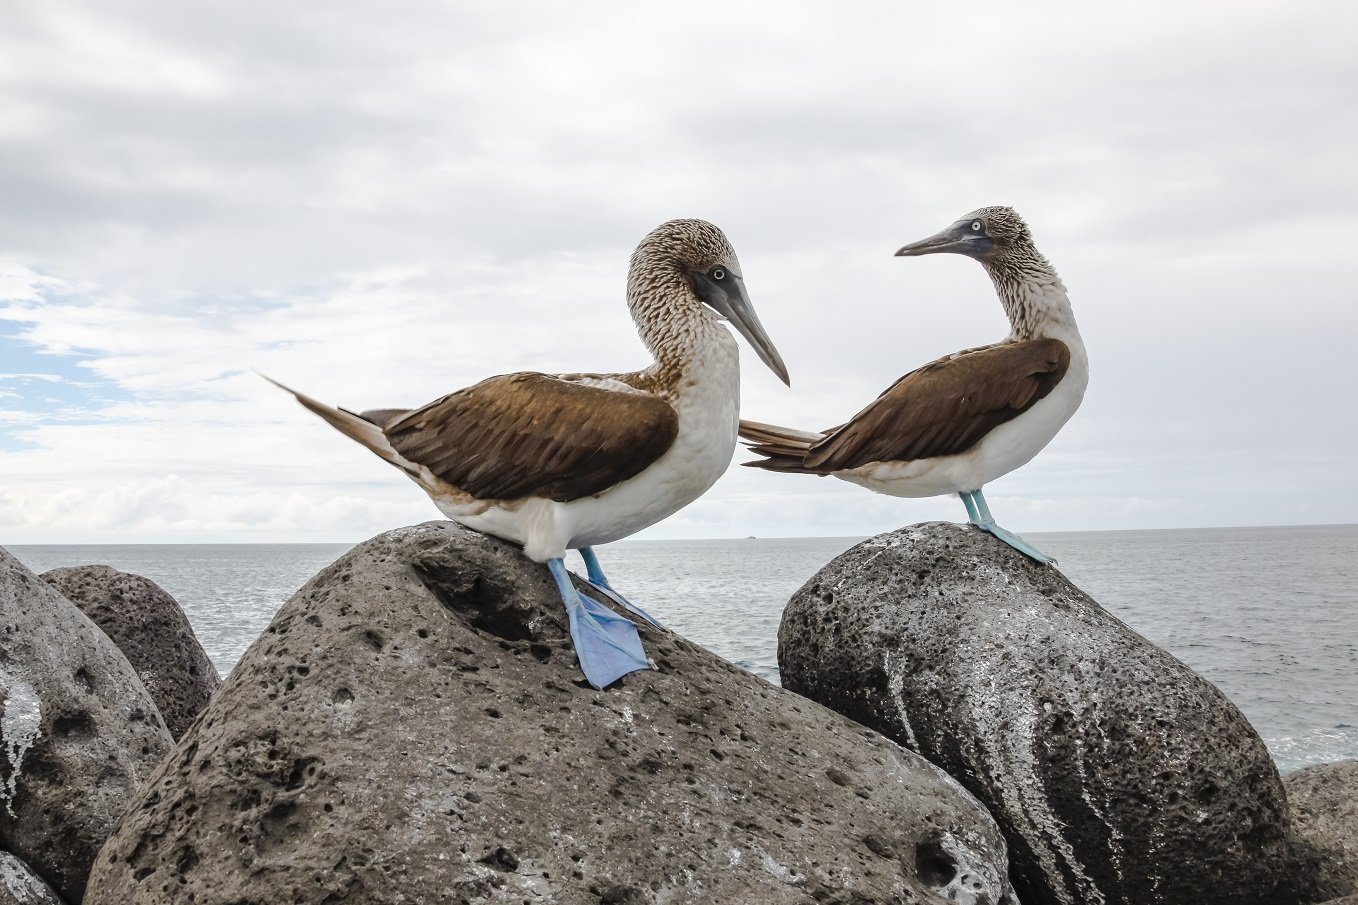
left=738, top=418, right=835, bottom=475
left=739, top=418, right=822, bottom=448
left=355, top=408, right=409, bottom=430
left=260, top=374, right=419, bottom=477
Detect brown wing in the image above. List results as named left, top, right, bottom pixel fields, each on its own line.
left=804, top=339, right=1070, bottom=471
left=380, top=372, right=679, bottom=502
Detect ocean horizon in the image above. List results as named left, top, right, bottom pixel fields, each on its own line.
left=8, top=519, right=1358, bottom=547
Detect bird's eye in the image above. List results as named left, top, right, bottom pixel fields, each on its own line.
left=711, top=267, right=726, bottom=281
left=971, top=220, right=982, bottom=232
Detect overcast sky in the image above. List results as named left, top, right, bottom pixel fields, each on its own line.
left=2, top=1, right=1356, bottom=544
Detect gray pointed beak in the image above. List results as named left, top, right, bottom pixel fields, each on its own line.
left=895, top=220, right=991, bottom=259
left=693, top=271, right=790, bottom=386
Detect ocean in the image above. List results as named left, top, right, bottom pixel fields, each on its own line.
left=8, top=523, right=1356, bottom=774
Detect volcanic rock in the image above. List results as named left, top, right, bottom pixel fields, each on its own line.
left=0, top=547, right=175, bottom=904
left=42, top=565, right=221, bottom=739
left=778, top=522, right=1294, bottom=905
left=85, top=521, right=1016, bottom=905
left=1286, top=759, right=1358, bottom=900
left=0, top=851, right=66, bottom=905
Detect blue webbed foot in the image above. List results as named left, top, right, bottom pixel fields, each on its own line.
left=578, top=547, right=663, bottom=627
left=548, top=558, right=650, bottom=689
left=958, top=489, right=1058, bottom=565
left=974, top=520, right=1058, bottom=565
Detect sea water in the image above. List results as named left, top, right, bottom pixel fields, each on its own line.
left=9, top=524, right=1356, bottom=773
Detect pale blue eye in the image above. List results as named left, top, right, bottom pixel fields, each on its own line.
left=971, top=221, right=982, bottom=231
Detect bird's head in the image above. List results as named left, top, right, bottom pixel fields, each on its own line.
left=632, top=218, right=790, bottom=386
left=894, top=206, right=1033, bottom=264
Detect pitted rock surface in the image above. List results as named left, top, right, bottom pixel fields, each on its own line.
left=84, top=521, right=1016, bottom=905
left=0, top=851, right=65, bottom=905
left=778, top=522, right=1294, bottom=905
left=42, top=565, right=221, bottom=739
left=0, top=547, right=174, bottom=904
left=1286, top=760, right=1358, bottom=900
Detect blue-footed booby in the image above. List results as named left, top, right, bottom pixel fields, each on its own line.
left=268, top=219, right=789, bottom=688
left=740, top=206, right=1085, bottom=564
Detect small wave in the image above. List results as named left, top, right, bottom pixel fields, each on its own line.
left=1267, top=726, right=1358, bottom=773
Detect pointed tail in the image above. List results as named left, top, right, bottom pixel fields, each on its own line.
left=738, top=418, right=832, bottom=474
left=259, top=373, right=419, bottom=478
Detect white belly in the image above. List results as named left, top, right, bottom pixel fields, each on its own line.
left=437, top=338, right=742, bottom=561
left=840, top=347, right=1088, bottom=498
left=555, top=382, right=738, bottom=550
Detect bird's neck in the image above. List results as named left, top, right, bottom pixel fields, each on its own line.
left=626, top=265, right=736, bottom=391
left=985, top=254, right=1081, bottom=345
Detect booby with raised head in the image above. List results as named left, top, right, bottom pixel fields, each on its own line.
left=740, top=206, right=1085, bottom=564
left=268, top=219, right=789, bottom=688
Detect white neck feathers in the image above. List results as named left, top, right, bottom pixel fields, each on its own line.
left=626, top=259, right=727, bottom=379
left=986, top=254, right=1080, bottom=344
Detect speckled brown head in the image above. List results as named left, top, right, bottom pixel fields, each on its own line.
left=631, top=218, right=740, bottom=277
left=895, top=206, right=1072, bottom=341
left=628, top=218, right=790, bottom=385
left=894, top=206, right=1050, bottom=278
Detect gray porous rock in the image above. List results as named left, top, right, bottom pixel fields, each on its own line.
left=85, top=521, right=1016, bottom=905
left=777, top=522, right=1295, bottom=905
left=0, top=851, right=66, bottom=905
left=41, top=565, right=221, bottom=739
left=1285, top=759, right=1358, bottom=900
left=0, top=547, right=175, bottom=904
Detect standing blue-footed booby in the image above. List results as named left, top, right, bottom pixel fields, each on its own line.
left=268, top=219, right=789, bottom=688
left=740, top=206, right=1085, bottom=564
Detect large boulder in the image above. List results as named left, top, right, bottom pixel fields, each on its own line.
left=0, top=851, right=66, bottom=905
left=86, top=521, right=1016, bottom=905
left=1286, top=760, right=1358, bottom=900
left=41, top=565, right=221, bottom=739
left=0, top=548, right=175, bottom=904
left=778, top=522, right=1294, bottom=905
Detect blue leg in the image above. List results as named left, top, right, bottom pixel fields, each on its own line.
left=962, top=488, right=1057, bottom=565
left=971, top=488, right=995, bottom=523
left=577, top=547, right=663, bottom=627
left=547, top=558, right=650, bottom=689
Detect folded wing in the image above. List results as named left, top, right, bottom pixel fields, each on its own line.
left=378, top=372, right=680, bottom=502
left=804, top=338, right=1070, bottom=471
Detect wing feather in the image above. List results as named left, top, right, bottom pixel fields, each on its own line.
left=804, top=339, right=1070, bottom=471
left=382, top=372, right=680, bottom=502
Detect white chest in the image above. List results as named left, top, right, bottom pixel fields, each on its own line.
left=561, top=337, right=742, bottom=548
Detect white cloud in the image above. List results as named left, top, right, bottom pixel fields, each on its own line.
left=0, top=474, right=436, bottom=543
left=1, top=0, right=1356, bottom=542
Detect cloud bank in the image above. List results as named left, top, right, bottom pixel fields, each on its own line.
left=2, top=1, right=1356, bottom=542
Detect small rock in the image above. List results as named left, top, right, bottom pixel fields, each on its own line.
left=1286, top=760, right=1358, bottom=900
left=85, top=521, right=1016, bottom=904
left=0, top=851, right=66, bottom=905
left=0, top=548, right=175, bottom=904
left=778, top=522, right=1295, bottom=905
left=42, top=566, right=221, bottom=739
left=478, top=846, right=519, bottom=872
